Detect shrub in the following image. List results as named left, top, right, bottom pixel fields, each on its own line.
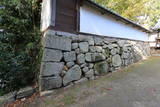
left=0, top=0, right=41, bottom=94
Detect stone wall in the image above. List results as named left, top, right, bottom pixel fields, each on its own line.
left=150, top=47, right=160, bottom=55
left=39, top=30, right=151, bottom=91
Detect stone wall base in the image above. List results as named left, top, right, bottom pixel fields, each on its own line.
left=40, top=30, right=151, bottom=91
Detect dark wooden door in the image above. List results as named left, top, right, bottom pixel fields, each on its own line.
left=55, top=0, right=77, bottom=33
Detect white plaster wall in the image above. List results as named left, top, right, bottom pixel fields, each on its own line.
left=80, top=5, right=149, bottom=41
left=149, top=33, right=157, bottom=47
left=41, top=0, right=52, bottom=31
left=149, top=33, right=157, bottom=41
left=41, top=0, right=56, bottom=31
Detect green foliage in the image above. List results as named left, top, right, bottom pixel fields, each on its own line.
left=94, top=0, right=160, bottom=28
left=0, top=0, right=41, bottom=94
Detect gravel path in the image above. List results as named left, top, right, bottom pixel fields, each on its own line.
left=18, top=56, right=160, bottom=107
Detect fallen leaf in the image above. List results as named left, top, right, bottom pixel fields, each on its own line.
left=105, top=88, right=112, bottom=91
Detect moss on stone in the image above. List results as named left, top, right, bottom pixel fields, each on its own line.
left=95, top=55, right=103, bottom=61
left=95, top=61, right=109, bottom=75
left=106, top=58, right=112, bottom=64
left=103, top=49, right=110, bottom=57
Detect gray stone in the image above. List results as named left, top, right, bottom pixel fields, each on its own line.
left=94, top=37, right=103, bottom=45
left=85, top=53, right=106, bottom=62
left=111, top=48, right=118, bottom=55
left=89, top=46, right=96, bottom=52
left=124, top=44, right=133, bottom=47
left=89, top=63, right=94, bottom=69
left=79, top=42, right=89, bottom=53
left=56, top=31, right=77, bottom=37
left=71, top=36, right=79, bottom=42
left=74, top=78, right=88, bottom=84
left=94, top=53, right=106, bottom=62
left=88, top=37, right=94, bottom=45
left=0, top=92, right=16, bottom=106
left=123, top=46, right=131, bottom=52
left=60, top=70, right=66, bottom=77
left=95, top=46, right=103, bottom=52
left=42, top=48, right=62, bottom=62
left=123, top=46, right=128, bottom=52
left=80, top=63, right=87, bottom=68
left=112, top=54, right=122, bottom=67
left=85, top=69, right=94, bottom=78
left=82, top=67, right=89, bottom=73
left=44, top=34, right=71, bottom=51
left=121, top=52, right=130, bottom=59
left=40, top=90, right=54, bottom=97
left=103, top=40, right=110, bottom=44
left=40, top=75, right=62, bottom=91
left=66, top=62, right=75, bottom=68
left=75, top=48, right=80, bottom=54
left=72, top=43, right=78, bottom=50
left=107, top=39, right=118, bottom=43
left=78, top=35, right=94, bottom=45
left=117, top=40, right=126, bottom=47
left=102, top=49, right=105, bottom=53
left=94, top=61, right=109, bottom=75
left=85, top=53, right=92, bottom=62
left=107, top=44, right=119, bottom=49
left=41, top=62, right=64, bottom=76
left=63, top=83, right=74, bottom=89
left=78, top=35, right=89, bottom=41
left=109, top=67, right=115, bottom=72
left=103, top=44, right=108, bottom=49
left=17, top=87, right=35, bottom=99
left=77, top=54, right=85, bottom=64
left=64, top=51, right=76, bottom=62
left=63, top=65, right=82, bottom=86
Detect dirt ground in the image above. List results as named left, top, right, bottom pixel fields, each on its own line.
left=15, top=56, right=160, bottom=107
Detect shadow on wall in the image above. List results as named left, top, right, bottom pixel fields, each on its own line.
left=39, top=30, right=151, bottom=92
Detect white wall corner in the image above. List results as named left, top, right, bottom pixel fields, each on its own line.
left=41, top=0, right=56, bottom=32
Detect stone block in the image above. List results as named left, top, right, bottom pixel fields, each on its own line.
left=112, top=54, right=122, bottom=67
left=72, top=43, right=78, bottom=50
left=74, top=78, right=88, bottom=84
left=89, top=63, right=94, bottom=69
left=88, top=37, right=94, bottom=45
left=80, top=63, right=87, bottom=68
left=111, top=48, right=118, bottom=55
left=107, top=44, right=119, bottom=49
left=94, top=61, right=109, bottom=75
left=85, top=69, right=94, bottom=78
left=94, top=37, right=103, bottom=45
left=79, top=42, right=89, bottom=53
left=41, top=62, right=64, bottom=76
left=40, top=75, right=62, bottom=91
left=64, top=51, right=76, bottom=62
left=82, top=67, right=89, bottom=73
left=42, top=48, right=62, bottom=62
left=40, top=90, right=54, bottom=97
left=63, top=65, right=82, bottom=86
left=17, top=87, right=35, bottom=99
left=89, top=46, right=96, bottom=52
left=77, top=54, right=85, bottom=64
left=95, top=46, right=103, bottom=52
left=0, top=92, right=16, bottom=106
left=66, top=62, right=75, bottom=68
left=117, top=40, right=126, bottom=47
left=44, top=33, right=71, bottom=51
left=85, top=53, right=106, bottom=62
